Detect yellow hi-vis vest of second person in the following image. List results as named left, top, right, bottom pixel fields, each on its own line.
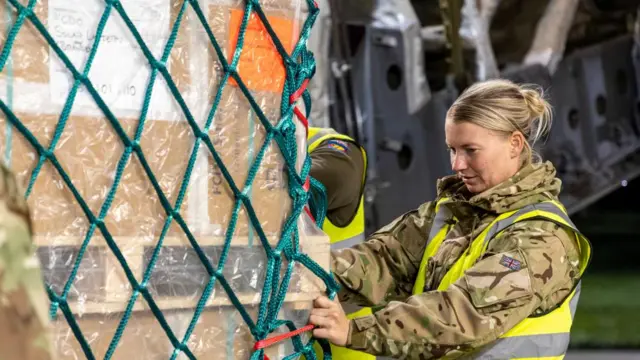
left=412, top=197, right=592, bottom=360
left=307, top=127, right=374, bottom=360
left=307, top=127, right=367, bottom=246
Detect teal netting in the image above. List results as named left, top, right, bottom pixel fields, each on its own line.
left=0, top=0, right=339, bottom=359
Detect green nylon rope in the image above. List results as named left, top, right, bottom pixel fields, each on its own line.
left=0, top=0, right=340, bottom=359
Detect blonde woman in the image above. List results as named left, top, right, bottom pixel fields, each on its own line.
left=309, top=79, right=592, bottom=359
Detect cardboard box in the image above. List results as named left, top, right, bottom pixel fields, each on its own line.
left=52, top=303, right=315, bottom=359
left=0, top=0, right=327, bottom=358
left=0, top=0, right=311, bottom=239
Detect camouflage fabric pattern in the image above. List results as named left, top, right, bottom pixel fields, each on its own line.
left=331, top=161, right=583, bottom=359
left=0, top=163, right=53, bottom=360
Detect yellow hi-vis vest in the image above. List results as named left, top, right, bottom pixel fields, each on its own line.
left=307, top=127, right=367, bottom=245
left=412, top=197, right=592, bottom=360
left=307, top=127, right=374, bottom=360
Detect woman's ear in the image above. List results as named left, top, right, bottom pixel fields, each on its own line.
left=510, top=131, right=525, bottom=159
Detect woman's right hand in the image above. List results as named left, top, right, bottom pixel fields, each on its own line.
left=309, top=296, right=350, bottom=347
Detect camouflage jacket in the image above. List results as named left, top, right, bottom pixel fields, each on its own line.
left=0, top=163, right=53, bottom=360
left=331, top=161, right=583, bottom=359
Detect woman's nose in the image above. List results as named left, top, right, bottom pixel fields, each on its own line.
left=451, top=154, right=467, bottom=172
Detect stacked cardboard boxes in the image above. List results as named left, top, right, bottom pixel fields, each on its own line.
left=0, top=0, right=328, bottom=358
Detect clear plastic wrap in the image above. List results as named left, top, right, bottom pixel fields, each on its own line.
left=0, top=0, right=329, bottom=359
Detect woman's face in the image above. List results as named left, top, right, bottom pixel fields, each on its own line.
left=445, top=119, right=523, bottom=194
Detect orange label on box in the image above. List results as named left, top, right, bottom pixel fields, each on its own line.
left=227, top=10, right=299, bottom=93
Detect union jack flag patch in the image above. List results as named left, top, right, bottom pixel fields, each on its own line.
left=499, top=255, right=522, bottom=271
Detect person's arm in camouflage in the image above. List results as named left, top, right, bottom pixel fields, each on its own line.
left=343, top=220, right=582, bottom=359
left=330, top=201, right=436, bottom=307
left=0, top=164, right=53, bottom=360
left=309, top=138, right=365, bottom=227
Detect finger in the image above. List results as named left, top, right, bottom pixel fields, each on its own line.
left=313, top=296, right=332, bottom=308
left=314, top=296, right=335, bottom=309
left=310, top=308, right=332, bottom=317
left=312, top=327, right=331, bottom=340
left=327, top=310, right=342, bottom=320
left=309, top=314, right=332, bottom=328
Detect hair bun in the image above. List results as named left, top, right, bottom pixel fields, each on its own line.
left=448, top=79, right=554, bottom=165
left=519, top=86, right=552, bottom=147
left=521, top=87, right=546, bottom=118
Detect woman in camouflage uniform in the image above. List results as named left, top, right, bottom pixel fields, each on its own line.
left=309, top=79, right=591, bottom=359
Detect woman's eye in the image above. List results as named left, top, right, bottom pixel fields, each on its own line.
left=466, top=148, right=477, bottom=154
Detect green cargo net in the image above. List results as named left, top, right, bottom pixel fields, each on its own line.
left=0, top=0, right=338, bottom=359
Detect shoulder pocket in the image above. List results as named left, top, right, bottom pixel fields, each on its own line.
left=463, top=249, right=533, bottom=313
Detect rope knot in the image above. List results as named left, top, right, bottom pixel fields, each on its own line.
left=41, top=150, right=53, bottom=159
left=289, top=186, right=306, bottom=201
left=175, top=342, right=188, bottom=352
left=154, top=59, right=167, bottom=71
left=195, top=129, right=207, bottom=141
left=252, top=328, right=267, bottom=340
left=73, top=72, right=88, bottom=83
left=284, top=57, right=297, bottom=70
left=21, top=7, right=33, bottom=18
left=130, top=139, right=141, bottom=151
left=237, top=192, right=250, bottom=205
left=279, top=121, right=294, bottom=135
left=302, top=344, right=315, bottom=358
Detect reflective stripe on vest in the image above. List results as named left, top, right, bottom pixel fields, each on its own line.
left=469, top=283, right=582, bottom=360
left=308, top=127, right=335, bottom=146
left=330, top=233, right=366, bottom=250
left=412, top=197, right=455, bottom=294
left=307, top=127, right=367, bottom=244
left=413, top=198, right=592, bottom=360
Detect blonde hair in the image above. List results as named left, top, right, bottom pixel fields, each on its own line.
left=447, top=79, right=553, bottom=165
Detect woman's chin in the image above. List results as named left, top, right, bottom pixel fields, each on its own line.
left=463, top=181, right=485, bottom=194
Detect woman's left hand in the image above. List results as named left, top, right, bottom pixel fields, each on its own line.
left=309, top=296, right=350, bottom=347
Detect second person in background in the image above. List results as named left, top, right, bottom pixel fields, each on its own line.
left=307, top=126, right=374, bottom=360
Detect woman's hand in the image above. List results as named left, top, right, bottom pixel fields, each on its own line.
left=309, top=296, right=350, bottom=347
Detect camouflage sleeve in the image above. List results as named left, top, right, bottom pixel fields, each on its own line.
left=309, top=138, right=365, bottom=227
left=0, top=164, right=53, bottom=360
left=331, top=201, right=436, bottom=307
left=344, top=220, right=582, bottom=359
